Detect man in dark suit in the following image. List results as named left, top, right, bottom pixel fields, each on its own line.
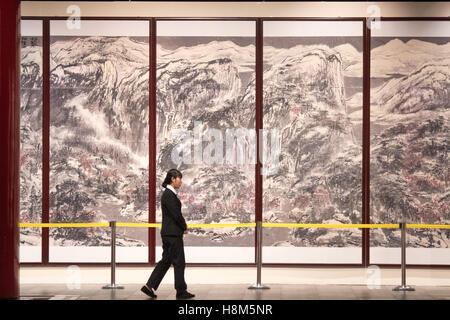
left=141, top=169, right=195, bottom=299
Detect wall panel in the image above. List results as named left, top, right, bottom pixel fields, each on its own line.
left=262, top=21, right=364, bottom=263
left=48, top=20, right=150, bottom=262
left=369, top=20, right=450, bottom=265
left=156, top=20, right=256, bottom=263
left=20, top=20, right=43, bottom=262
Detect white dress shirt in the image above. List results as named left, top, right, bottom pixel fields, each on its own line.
left=166, top=184, right=177, bottom=196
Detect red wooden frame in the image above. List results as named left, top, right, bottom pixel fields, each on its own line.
left=149, top=18, right=157, bottom=265
left=255, top=18, right=263, bottom=264
left=19, top=16, right=450, bottom=269
left=42, top=19, right=49, bottom=264
left=362, top=19, right=371, bottom=268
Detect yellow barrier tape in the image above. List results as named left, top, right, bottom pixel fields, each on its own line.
left=262, top=223, right=399, bottom=229
left=19, top=223, right=110, bottom=228
left=188, top=223, right=256, bottom=228
left=116, top=223, right=161, bottom=228
left=407, top=224, right=450, bottom=229
left=116, top=223, right=256, bottom=228
left=18, top=222, right=450, bottom=229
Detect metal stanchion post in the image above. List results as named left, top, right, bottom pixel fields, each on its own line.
left=249, top=221, right=270, bottom=290
left=393, top=222, right=414, bottom=291
left=103, top=221, right=124, bottom=289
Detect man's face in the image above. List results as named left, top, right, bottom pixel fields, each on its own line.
left=171, top=176, right=182, bottom=189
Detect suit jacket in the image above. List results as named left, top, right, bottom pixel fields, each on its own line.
left=160, top=187, right=187, bottom=237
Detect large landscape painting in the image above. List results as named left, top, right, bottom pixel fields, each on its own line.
left=19, top=19, right=449, bottom=265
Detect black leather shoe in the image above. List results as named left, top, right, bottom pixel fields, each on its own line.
left=176, top=291, right=195, bottom=299
left=141, top=285, right=157, bottom=298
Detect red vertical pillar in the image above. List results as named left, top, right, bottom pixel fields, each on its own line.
left=255, top=19, right=263, bottom=262
left=0, top=0, right=21, bottom=299
left=362, top=19, right=371, bottom=268
left=149, top=18, right=156, bottom=265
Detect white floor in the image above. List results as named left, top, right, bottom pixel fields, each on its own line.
left=20, top=266, right=450, bottom=287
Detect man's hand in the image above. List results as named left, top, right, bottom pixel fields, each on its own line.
left=184, top=228, right=189, bottom=234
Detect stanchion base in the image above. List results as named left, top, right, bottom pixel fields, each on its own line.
left=248, top=284, right=270, bottom=290
left=102, top=284, right=124, bottom=289
left=393, top=285, right=415, bottom=292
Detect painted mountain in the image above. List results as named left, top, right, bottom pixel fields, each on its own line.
left=21, top=34, right=448, bottom=257
left=48, top=36, right=150, bottom=247
left=20, top=35, right=366, bottom=251
left=156, top=37, right=368, bottom=248
left=20, top=38, right=43, bottom=247
left=156, top=39, right=256, bottom=247
left=261, top=41, right=363, bottom=247
left=370, top=38, right=450, bottom=248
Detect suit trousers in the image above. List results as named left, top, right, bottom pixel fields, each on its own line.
left=146, top=235, right=187, bottom=293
